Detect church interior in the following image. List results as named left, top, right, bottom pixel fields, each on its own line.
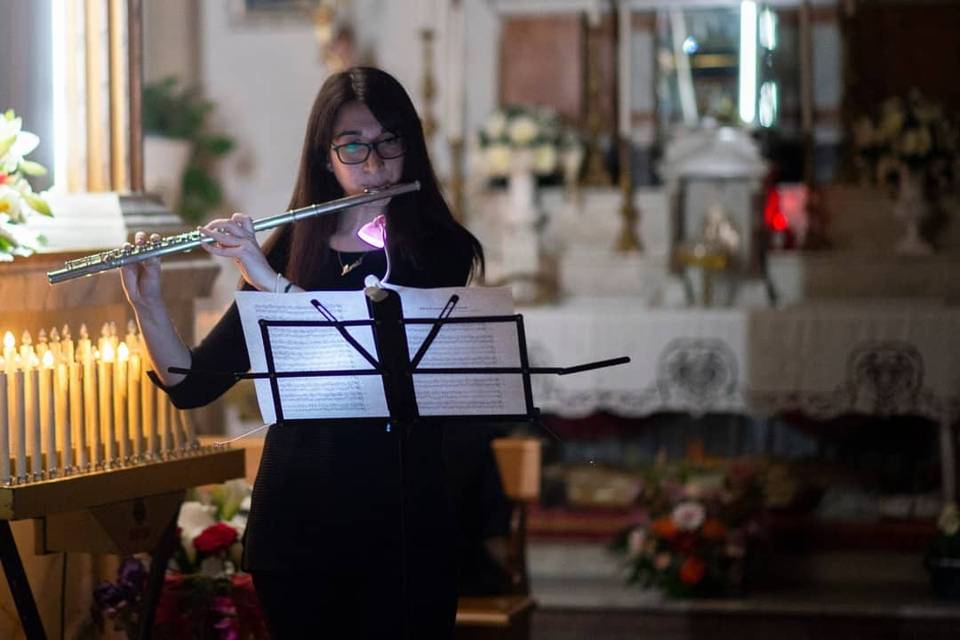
left=2, top=0, right=960, bottom=637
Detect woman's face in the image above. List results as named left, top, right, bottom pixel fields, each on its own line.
left=328, top=101, right=404, bottom=197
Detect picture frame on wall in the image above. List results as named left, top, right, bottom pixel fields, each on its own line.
left=230, top=0, right=323, bottom=24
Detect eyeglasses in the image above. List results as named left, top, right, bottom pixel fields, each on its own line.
left=331, top=136, right=405, bottom=165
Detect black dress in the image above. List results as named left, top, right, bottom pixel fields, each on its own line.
left=156, top=233, right=480, bottom=638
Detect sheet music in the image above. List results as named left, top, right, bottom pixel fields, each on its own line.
left=235, top=291, right=389, bottom=422
left=396, top=286, right=527, bottom=417
left=235, top=286, right=527, bottom=423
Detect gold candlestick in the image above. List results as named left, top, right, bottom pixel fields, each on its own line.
left=448, top=137, right=465, bottom=222
left=419, top=28, right=437, bottom=143
left=615, top=136, right=642, bottom=252
left=582, top=13, right=612, bottom=187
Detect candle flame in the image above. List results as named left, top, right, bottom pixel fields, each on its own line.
left=3, top=332, right=14, bottom=350
left=20, top=331, right=31, bottom=346
left=42, top=350, right=54, bottom=369
left=101, top=343, right=115, bottom=362
left=118, top=342, right=129, bottom=362
left=30, top=354, right=39, bottom=368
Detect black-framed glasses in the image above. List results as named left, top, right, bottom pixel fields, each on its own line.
left=331, top=136, right=405, bottom=165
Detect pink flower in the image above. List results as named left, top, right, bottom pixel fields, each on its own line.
left=671, top=501, right=706, bottom=532
left=627, top=528, right=646, bottom=558
left=654, top=552, right=672, bottom=571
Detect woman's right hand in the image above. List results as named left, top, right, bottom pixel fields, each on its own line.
left=120, top=231, right=164, bottom=309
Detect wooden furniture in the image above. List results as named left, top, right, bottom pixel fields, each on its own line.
left=454, top=436, right=541, bottom=640
left=0, top=447, right=245, bottom=639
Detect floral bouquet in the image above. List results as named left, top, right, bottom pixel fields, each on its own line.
left=612, top=461, right=765, bottom=598
left=91, top=480, right=267, bottom=639
left=477, top=105, right=582, bottom=182
left=0, top=109, right=53, bottom=260
left=926, top=502, right=960, bottom=599
left=852, top=90, right=959, bottom=194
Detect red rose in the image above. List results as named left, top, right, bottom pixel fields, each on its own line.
left=193, top=522, right=238, bottom=555
left=679, top=556, right=706, bottom=585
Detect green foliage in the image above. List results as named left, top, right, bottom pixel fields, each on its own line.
left=142, top=77, right=235, bottom=224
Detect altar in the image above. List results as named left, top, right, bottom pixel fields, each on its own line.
left=518, top=300, right=960, bottom=503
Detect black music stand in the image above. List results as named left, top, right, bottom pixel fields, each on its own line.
left=182, top=286, right=628, bottom=638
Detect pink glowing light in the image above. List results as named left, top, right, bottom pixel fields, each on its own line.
left=357, top=215, right=386, bottom=249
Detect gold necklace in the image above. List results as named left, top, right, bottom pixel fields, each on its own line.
left=337, top=251, right=365, bottom=276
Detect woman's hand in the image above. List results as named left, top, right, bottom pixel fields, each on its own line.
left=120, top=231, right=164, bottom=309
left=198, top=213, right=277, bottom=291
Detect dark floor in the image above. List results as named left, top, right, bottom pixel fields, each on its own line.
left=532, top=608, right=960, bottom=640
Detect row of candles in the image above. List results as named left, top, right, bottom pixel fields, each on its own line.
left=0, top=321, right=196, bottom=486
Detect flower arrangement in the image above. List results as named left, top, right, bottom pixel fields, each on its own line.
left=91, top=480, right=267, bottom=639
left=852, top=90, right=959, bottom=194
left=477, top=105, right=582, bottom=181
left=612, top=461, right=765, bottom=598
left=0, top=109, right=53, bottom=261
left=926, top=502, right=960, bottom=599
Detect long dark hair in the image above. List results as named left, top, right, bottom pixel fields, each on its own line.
left=262, top=67, right=483, bottom=287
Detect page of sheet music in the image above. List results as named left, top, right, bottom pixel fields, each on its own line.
left=235, top=286, right=527, bottom=423
left=396, top=286, right=527, bottom=417
left=235, top=290, right=389, bottom=422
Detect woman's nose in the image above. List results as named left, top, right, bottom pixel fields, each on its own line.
left=363, top=149, right=384, bottom=171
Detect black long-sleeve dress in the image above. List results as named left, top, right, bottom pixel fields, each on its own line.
left=155, top=230, right=484, bottom=637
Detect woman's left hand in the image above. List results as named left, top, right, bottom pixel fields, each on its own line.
left=198, top=213, right=277, bottom=291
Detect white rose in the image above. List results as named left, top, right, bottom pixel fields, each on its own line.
left=177, top=501, right=217, bottom=563
left=484, top=144, right=511, bottom=178
left=484, top=112, right=507, bottom=140
left=671, top=501, right=706, bottom=531
left=508, top=115, right=539, bottom=146
left=532, top=143, right=558, bottom=175
left=939, top=503, right=960, bottom=536
left=880, top=107, right=904, bottom=140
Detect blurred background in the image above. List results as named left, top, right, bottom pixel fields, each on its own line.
left=2, top=0, right=960, bottom=638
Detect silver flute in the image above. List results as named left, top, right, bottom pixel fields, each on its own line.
left=47, top=181, right=421, bottom=284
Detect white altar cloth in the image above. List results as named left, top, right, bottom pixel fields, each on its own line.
left=519, top=300, right=960, bottom=500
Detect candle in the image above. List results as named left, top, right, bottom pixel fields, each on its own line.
left=84, top=349, right=100, bottom=468
left=49, top=327, right=62, bottom=363
left=2, top=332, right=15, bottom=364
left=618, top=0, right=632, bottom=139
left=11, top=356, right=25, bottom=483
left=128, top=349, right=141, bottom=460
left=57, top=359, right=72, bottom=472
left=0, top=362, right=9, bottom=485
left=19, top=331, right=33, bottom=364
left=179, top=409, right=196, bottom=449
left=77, top=324, right=91, bottom=363
left=170, top=398, right=182, bottom=452
left=98, top=323, right=109, bottom=356
left=444, top=0, right=466, bottom=141
left=69, top=361, right=86, bottom=471
left=99, top=344, right=115, bottom=466
left=116, top=343, right=129, bottom=462
left=157, top=384, right=169, bottom=457
left=36, top=329, right=48, bottom=359
left=125, top=319, right=137, bottom=349
left=141, top=351, right=156, bottom=459
left=417, top=0, right=438, bottom=30
left=40, top=351, right=56, bottom=476
left=27, top=354, right=41, bottom=480
left=61, top=325, right=74, bottom=365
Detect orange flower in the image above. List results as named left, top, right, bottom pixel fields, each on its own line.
left=702, top=518, right=727, bottom=540
left=650, top=517, right=678, bottom=540
left=679, top=556, right=706, bottom=585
